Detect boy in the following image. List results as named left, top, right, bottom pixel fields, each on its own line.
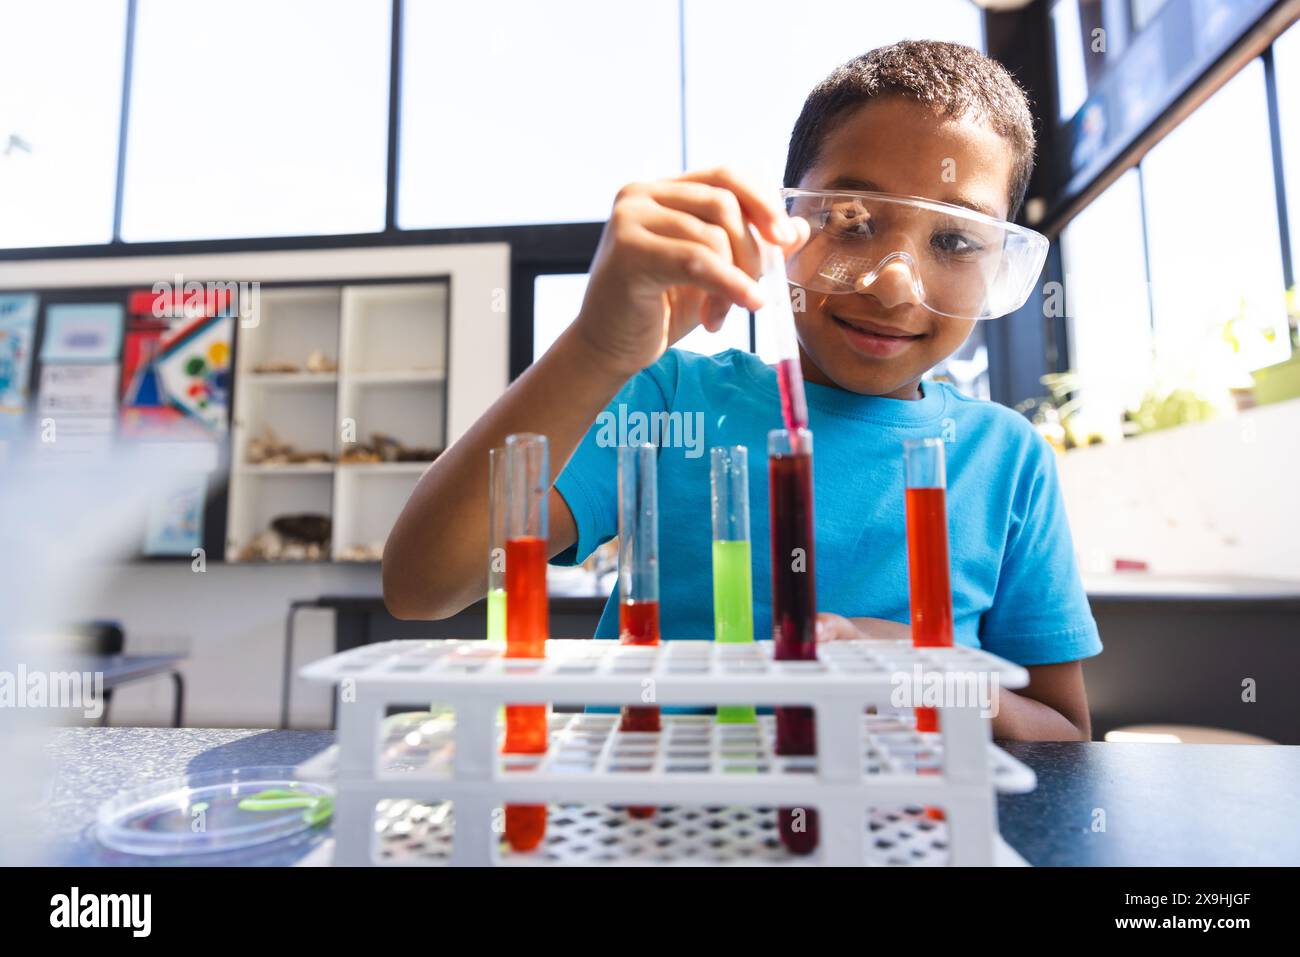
left=384, top=40, right=1099, bottom=741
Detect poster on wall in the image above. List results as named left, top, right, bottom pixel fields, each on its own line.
left=0, top=294, right=38, bottom=441
left=142, top=472, right=208, bottom=556
left=38, top=363, right=119, bottom=417
left=40, top=303, right=124, bottom=363
left=120, top=290, right=233, bottom=439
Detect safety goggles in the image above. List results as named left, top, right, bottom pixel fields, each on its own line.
left=780, top=188, right=1049, bottom=321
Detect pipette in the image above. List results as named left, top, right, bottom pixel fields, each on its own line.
left=755, top=238, right=808, bottom=448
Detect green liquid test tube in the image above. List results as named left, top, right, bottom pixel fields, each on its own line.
left=487, top=446, right=508, bottom=646
left=486, top=587, right=507, bottom=644
left=711, top=446, right=757, bottom=724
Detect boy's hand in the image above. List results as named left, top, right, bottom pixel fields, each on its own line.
left=575, top=166, right=810, bottom=378
left=815, top=612, right=912, bottom=643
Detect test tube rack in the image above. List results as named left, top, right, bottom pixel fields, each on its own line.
left=299, top=637, right=1035, bottom=866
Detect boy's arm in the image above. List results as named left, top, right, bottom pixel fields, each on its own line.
left=989, top=661, right=1092, bottom=741
left=816, top=613, right=1092, bottom=741
left=382, top=328, right=629, bottom=619
left=383, top=168, right=804, bottom=619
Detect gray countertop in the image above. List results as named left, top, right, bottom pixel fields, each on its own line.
left=28, top=727, right=1300, bottom=866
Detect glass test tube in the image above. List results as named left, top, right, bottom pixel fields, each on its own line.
left=486, top=446, right=507, bottom=645
left=617, top=444, right=660, bottom=820
left=904, top=438, right=954, bottom=736
left=618, top=444, right=661, bottom=722
left=768, top=427, right=819, bottom=855
left=503, top=433, right=549, bottom=852
left=710, top=446, right=756, bottom=724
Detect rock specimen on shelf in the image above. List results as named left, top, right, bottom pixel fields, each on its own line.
left=271, top=513, right=331, bottom=545
left=236, top=513, right=332, bottom=562
left=304, top=350, right=337, bottom=373
left=251, top=352, right=337, bottom=375
left=252, top=360, right=300, bottom=374
left=246, top=427, right=331, bottom=465
left=337, top=432, right=442, bottom=464
left=337, top=542, right=385, bottom=562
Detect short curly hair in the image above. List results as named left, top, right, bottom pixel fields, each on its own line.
left=783, top=40, right=1037, bottom=220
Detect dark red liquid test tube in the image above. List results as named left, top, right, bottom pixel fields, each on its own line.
left=770, top=427, right=819, bottom=855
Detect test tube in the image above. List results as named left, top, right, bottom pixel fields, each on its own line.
left=486, top=446, right=507, bottom=646
left=904, top=438, right=953, bottom=822
left=769, top=427, right=819, bottom=854
left=904, top=437, right=954, bottom=737
left=710, top=446, right=756, bottom=724
left=503, top=432, right=549, bottom=851
left=618, top=444, right=660, bottom=819
left=618, top=444, right=660, bottom=703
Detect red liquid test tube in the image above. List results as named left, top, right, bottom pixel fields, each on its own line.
left=617, top=444, right=660, bottom=818
left=502, top=433, right=550, bottom=851
left=904, top=437, right=954, bottom=732
left=769, top=427, right=819, bottom=855
left=904, top=438, right=954, bottom=822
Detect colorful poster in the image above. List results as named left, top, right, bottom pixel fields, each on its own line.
left=0, top=294, right=38, bottom=442
left=143, top=472, right=208, bottom=556
left=0, top=293, right=38, bottom=411
left=40, top=303, right=124, bottom=363
left=120, top=292, right=232, bottom=438
left=38, top=363, right=119, bottom=417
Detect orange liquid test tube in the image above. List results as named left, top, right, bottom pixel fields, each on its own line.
left=502, top=433, right=550, bottom=851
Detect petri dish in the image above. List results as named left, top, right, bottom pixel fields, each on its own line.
left=96, top=765, right=334, bottom=857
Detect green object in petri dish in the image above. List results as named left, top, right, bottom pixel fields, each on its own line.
left=712, top=539, right=757, bottom=724
left=237, top=788, right=334, bottom=827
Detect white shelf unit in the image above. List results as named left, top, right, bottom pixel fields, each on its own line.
left=332, top=282, right=447, bottom=561
left=227, top=287, right=341, bottom=561
left=299, top=639, right=1036, bottom=867
left=226, top=280, right=450, bottom=563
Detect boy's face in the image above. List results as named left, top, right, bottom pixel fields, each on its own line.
left=792, top=96, right=1018, bottom=399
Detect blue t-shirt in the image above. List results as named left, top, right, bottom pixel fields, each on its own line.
left=553, top=348, right=1101, bottom=667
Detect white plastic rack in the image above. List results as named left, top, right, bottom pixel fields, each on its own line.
left=299, top=638, right=1035, bottom=866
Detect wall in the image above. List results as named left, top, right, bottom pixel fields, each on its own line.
left=1057, top=397, right=1300, bottom=580
left=4, top=243, right=511, bottom=729
left=78, top=562, right=373, bottom=728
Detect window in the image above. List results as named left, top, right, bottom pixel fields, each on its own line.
left=1272, top=20, right=1300, bottom=283
left=119, top=0, right=391, bottom=241
left=1049, top=0, right=1089, bottom=123
left=1060, top=169, right=1153, bottom=432
left=533, top=274, right=590, bottom=364
left=533, top=273, right=750, bottom=364
left=683, top=0, right=984, bottom=186
left=0, top=0, right=127, bottom=248
left=399, top=0, right=682, bottom=229
left=1140, top=60, right=1290, bottom=375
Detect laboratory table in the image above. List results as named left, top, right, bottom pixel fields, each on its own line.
left=32, top=727, right=1300, bottom=866
left=75, top=653, right=187, bottom=728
